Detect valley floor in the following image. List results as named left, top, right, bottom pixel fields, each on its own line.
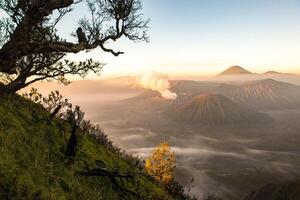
left=85, top=101, right=300, bottom=200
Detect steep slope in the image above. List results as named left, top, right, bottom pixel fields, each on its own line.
left=0, top=94, right=183, bottom=200
left=218, top=66, right=253, bottom=76
left=216, top=79, right=300, bottom=109
left=167, top=93, right=268, bottom=124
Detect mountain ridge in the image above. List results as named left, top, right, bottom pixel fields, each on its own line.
left=217, top=79, right=300, bottom=109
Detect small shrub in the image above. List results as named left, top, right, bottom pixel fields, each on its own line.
left=145, top=142, right=176, bottom=185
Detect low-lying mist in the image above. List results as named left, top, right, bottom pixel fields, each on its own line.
left=27, top=75, right=300, bottom=199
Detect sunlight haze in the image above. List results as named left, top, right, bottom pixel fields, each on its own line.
left=3, top=1, right=300, bottom=199
left=55, top=0, right=300, bottom=78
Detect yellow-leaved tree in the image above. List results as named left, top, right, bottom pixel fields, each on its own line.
left=145, top=142, right=176, bottom=185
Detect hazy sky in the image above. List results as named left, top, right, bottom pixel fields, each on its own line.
left=38, top=1, right=300, bottom=77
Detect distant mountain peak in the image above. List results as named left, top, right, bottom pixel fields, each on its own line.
left=263, top=70, right=281, bottom=75
left=262, top=70, right=294, bottom=76
left=218, top=65, right=253, bottom=76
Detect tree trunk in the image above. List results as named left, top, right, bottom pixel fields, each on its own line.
left=4, top=77, right=28, bottom=94
left=48, top=105, right=62, bottom=122
left=65, top=125, right=78, bottom=158
left=0, top=0, right=74, bottom=74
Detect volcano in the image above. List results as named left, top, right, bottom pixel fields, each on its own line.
left=167, top=93, right=268, bottom=124
left=218, top=66, right=254, bottom=76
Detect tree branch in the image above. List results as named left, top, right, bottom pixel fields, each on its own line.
left=0, top=0, right=74, bottom=73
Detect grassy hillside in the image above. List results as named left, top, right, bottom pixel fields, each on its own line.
left=0, top=94, right=187, bottom=200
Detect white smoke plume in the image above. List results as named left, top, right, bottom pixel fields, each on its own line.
left=140, top=72, right=177, bottom=100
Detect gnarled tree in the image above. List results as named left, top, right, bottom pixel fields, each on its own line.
left=64, top=105, right=84, bottom=158
left=0, top=0, right=149, bottom=93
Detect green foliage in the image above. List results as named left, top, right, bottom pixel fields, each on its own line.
left=0, top=94, right=184, bottom=200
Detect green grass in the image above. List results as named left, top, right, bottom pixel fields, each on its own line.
left=0, top=94, right=176, bottom=200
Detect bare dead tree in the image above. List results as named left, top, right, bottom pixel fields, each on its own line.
left=48, top=104, right=62, bottom=122
left=64, top=105, right=84, bottom=158
left=0, top=0, right=149, bottom=75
